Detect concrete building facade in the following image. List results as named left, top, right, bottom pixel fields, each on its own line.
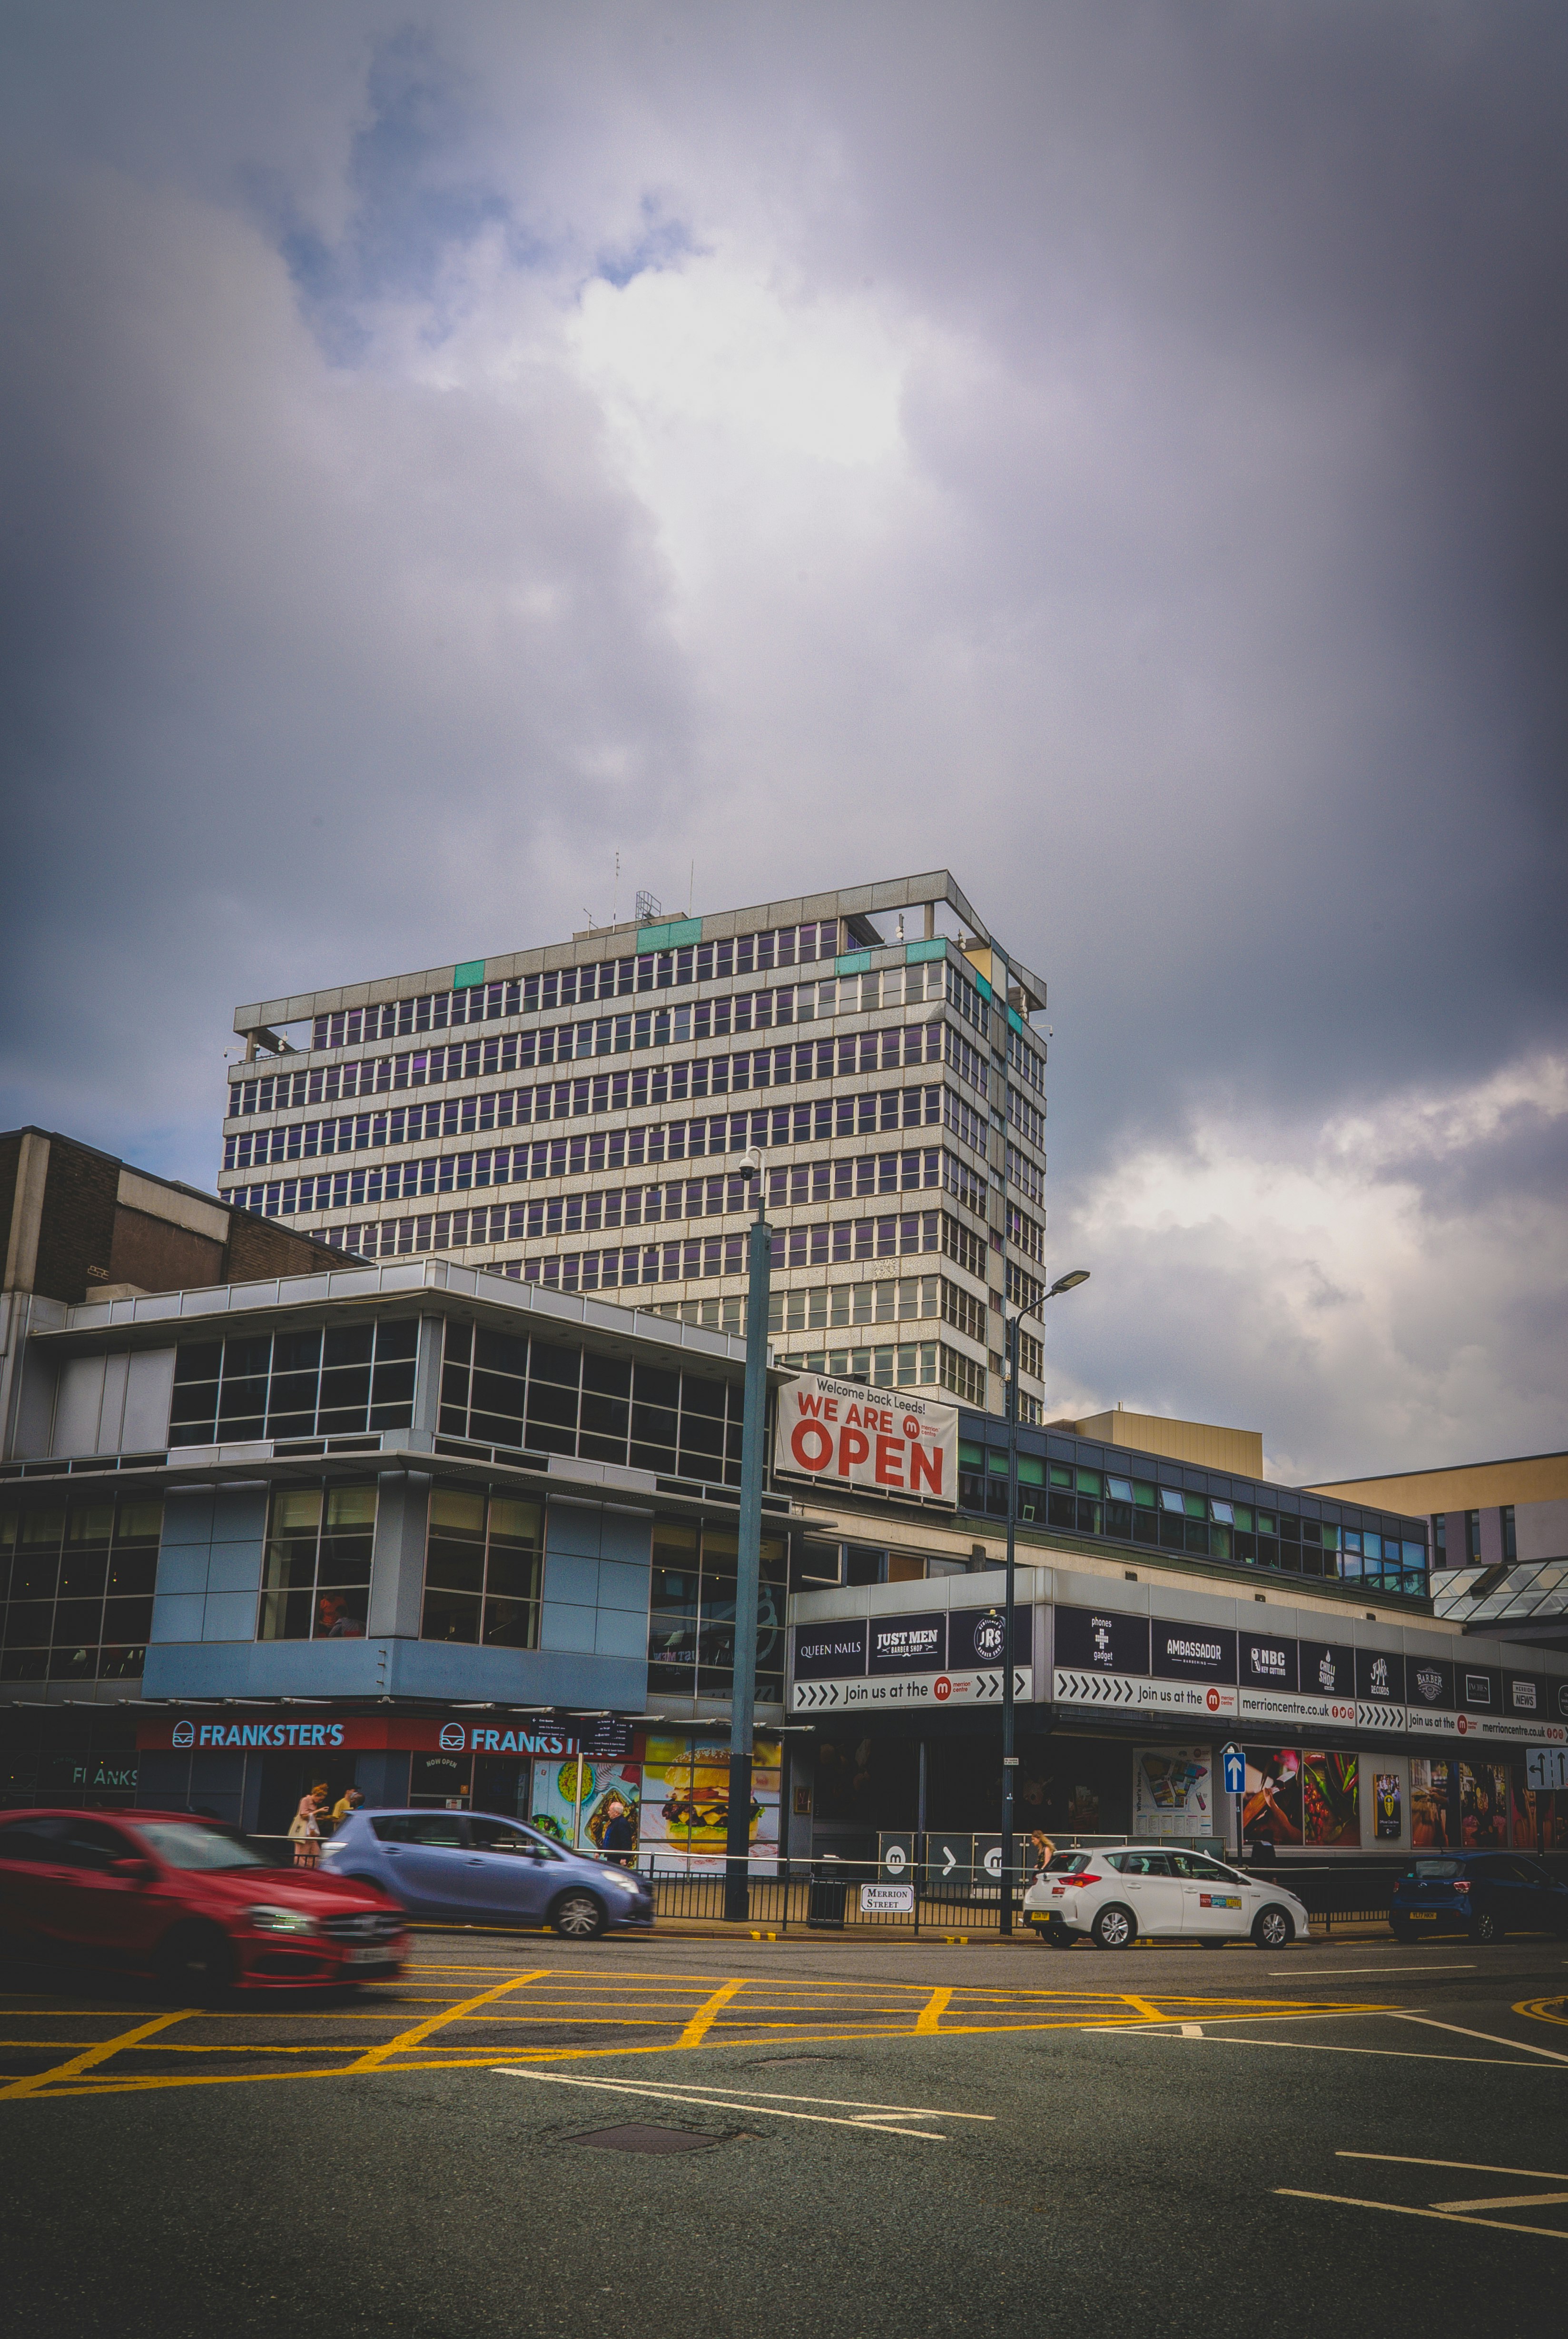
left=219, top=873, right=1049, bottom=1422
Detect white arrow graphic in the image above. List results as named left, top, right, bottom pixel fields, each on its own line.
left=941, top=1846, right=957, bottom=1876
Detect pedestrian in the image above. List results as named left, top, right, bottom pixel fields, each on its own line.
left=1030, top=1830, right=1057, bottom=1875
left=331, top=1786, right=363, bottom=1829
left=287, top=1793, right=321, bottom=1868
left=600, top=1794, right=636, bottom=1868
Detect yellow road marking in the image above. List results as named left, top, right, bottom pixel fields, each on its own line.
left=0, top=2010, right=195, bottom=2101
left=676, top=1977, right=745, bottom=2048
left=1517, top=1997, right=1568, bottom=2030
left=1276, top=2187, right=1568, bottom=2240
left=347, top=1968, right=550, bottom=2072
left=1121, top=1995, right=1168, bottom=2023
left=915, top=1988, right=952, bottom=2033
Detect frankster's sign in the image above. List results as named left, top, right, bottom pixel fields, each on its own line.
left=773, top=1373, right=958, bottom=1507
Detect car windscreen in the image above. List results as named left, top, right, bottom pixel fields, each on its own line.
left=130, top=1821, right=275, bottom=1871
left=1410, top=1858, right=1461, bottom=1879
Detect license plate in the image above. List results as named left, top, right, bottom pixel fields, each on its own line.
left=343, top=1944, right=398, bottom=1965
left=1407, top=1911, right=1438, bottom=1921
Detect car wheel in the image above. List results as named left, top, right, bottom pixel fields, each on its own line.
left=1470, top=1910, right=1503, bottom=1944
left=1251, top=1905, right=1293, bottom=1951
left=153, top=1921, right=235, bottom=2001
left=1042, top=1925, right=1077, bottom=1949
left=550, top=1890, right=607, bottom=1941
left=1091, top=1903, right=1137, bottom=1951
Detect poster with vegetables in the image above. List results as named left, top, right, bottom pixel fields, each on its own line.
left=529, top=1759, right=641, bottom=1851
left=1242, top=1747, right=1302, bottom=1845
left=638, top=1736, right=781, bottom=1871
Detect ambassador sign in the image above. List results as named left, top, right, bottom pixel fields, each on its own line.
left=774, top=1372, right=959, bottom=1507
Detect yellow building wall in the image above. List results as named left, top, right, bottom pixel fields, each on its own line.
left=1072, top=1409, right=1265, bottom=1477
left=1308, top=1453, right=1568, bottom=1513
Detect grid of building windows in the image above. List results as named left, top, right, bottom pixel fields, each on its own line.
left=957, top=1437, right=1429, bottom=1596
left=437, top=1323, right=746, bottom=1484
left=170, top=1322, right=417, bottom=1447
left=257, top=1483, right=377, bottom=1640
left=0, top=1498, right=160, bottom=1681
left=647, top=1516, right=786, bottom=1706
left=420, top=1485, right=543, bottom=1648
left=224, top=890, right=1050, bottom=1421
left=774, top=1336, right=946, bottom=1393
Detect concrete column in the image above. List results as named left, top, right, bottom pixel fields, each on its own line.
left=367, top=1472, right=431, bottom=1638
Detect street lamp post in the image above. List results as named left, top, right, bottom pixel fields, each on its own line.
left=999, top=1267, right=1090, bottom=1935
left=725, top=1150, right=772, bottom=1923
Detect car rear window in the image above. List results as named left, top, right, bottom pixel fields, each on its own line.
left=1411, top=1858, right=1461, bottom=1879
left=1045, top=1853, right=1096, bottom=1873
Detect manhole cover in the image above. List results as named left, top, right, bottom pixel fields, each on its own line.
left=571, top=2124, right=724, bottom=2154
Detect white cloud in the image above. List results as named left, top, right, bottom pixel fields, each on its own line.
left=1053, top=1055, right=1568, bottom=1481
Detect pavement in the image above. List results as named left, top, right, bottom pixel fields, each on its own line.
left=3, top=1925, right=1566, bottom=2338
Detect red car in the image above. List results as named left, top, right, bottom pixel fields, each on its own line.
left=0, top=1807, right=407, bottom=1994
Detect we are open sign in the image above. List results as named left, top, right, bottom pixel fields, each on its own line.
left=773, top=1372, right=959, bottom=1507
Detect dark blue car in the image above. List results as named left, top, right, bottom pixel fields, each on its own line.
left=1390, top=1851, right=1568, bottom=1944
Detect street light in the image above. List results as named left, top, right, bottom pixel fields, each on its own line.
left=725, top=1148, right=771, bottom=1922
left=999, top=1267, right=1089, bottom=1934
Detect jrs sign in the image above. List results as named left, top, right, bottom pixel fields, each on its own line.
left=773, top=1373, right=958, bottom=1507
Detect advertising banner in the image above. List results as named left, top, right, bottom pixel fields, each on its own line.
left=1411, top=1756, right=1452, bottom=1849
left=793, top=1621, right=868, bottom=1680
left=1243, top=1747, right=1303, bottom=1846
left=1240, top=1633, right=1298, bottom=1693
left=137, top=1713, right=582, bottom=1756
left=1151, top=1622, right=1237, bottom=1684
left=1053, top=1606, right=1151, bottom=1677
left=868, top=1613, right=947, bottom=1674
left=1133, top=1747, right=1216, bottom=1838
left=1302, top=1749, right=1360, bottom=1845
left=1375, top=1770, right=1402, bottom=1840
left=530, top=1757, right=642, bottom=1852
left=638, top=1735, right=780, bottom=1873
left=1458, top=1760, right=1507, bottom=1847
left=774, top=1373, right=958, bottom=1506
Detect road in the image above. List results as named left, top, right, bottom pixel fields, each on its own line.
left=2, top=1926, right=1566, bottom=2338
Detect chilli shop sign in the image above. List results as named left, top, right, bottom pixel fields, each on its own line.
left=774, top=1373, right=958, bottom=1507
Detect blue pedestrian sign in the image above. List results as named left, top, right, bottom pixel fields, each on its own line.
left=1221, top=1744, right=1245, bottom=1795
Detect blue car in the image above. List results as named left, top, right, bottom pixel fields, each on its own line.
left=1390, top=1851, right=1568, bottom=1944
left=321, top=1809, right=654, bottom=1940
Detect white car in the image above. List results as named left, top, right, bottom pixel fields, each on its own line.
left=1022, top=1846, right=1310, bottom=1951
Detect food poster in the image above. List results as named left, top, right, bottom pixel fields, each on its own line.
left=529, top=1759, right=642, bottom=1852
left=1459, top=1761, right=1507, bottom=1848
left=1374, top=1771, right=1402, bottom=1842
left=1133, top=1747, right=1213, bottom=1838
left=1302, top=1750, right=1360, bottom=1846
left=1510, top=1779, right=1561, bottom=1852
left=639, top=1735, right=781, bottom=1871
left=1411, top=1757, right=1451, bottom=1849
left=1242, top=1747, right=1302, bottom=1845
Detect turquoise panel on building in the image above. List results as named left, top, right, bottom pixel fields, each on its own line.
left=836, top=951, right=871, bottom=975
left=905, top=938, right=947, bottom=963
left=453, top=958, right=485, bottom=989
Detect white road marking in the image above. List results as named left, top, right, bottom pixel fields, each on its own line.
left=1102, top=2031, right=1563, bottom=2067
left=589, top=2078, right=994, bottom=2120
left=1276, top=2188, right=1568, bottom=2240
left=1338, top=2151, right=1568, bottom=2182
left=1390, top=2011, right=1568, bottom=2064
left=1180, top=2025, right=1204, bottom=2038
left=493, top=2069, right=960, bottom=2140
left=1270, top=1964, right=1476, bottom=1976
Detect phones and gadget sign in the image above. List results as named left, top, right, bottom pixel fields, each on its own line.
left=774, top=1373, right=958, bottom=1506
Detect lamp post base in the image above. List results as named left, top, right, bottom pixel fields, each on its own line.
left=723, top=1752, right=753, bottom=1923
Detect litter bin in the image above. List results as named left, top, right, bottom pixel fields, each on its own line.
left=807, top=1866, right=847, bottom=1930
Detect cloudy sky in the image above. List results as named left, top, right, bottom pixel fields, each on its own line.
left=1, top=2, right=1564, bottom=1481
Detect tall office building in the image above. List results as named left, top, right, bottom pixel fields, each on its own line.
left=220, top=873, right=1050, bottom=1420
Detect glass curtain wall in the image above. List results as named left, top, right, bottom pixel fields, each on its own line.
left=0, top=1499, right=160, bottom=1681
left=420, top=1485, right=543, bottom=1648
left=257, top=1484, right=376, bottom=1640
left=438, top=1322, right=745, bottom=1486
left=647, top=1519, right=786, bottom=1707
left=170, top=1321, right=417, bottom=1446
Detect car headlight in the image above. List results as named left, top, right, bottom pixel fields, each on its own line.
left=247, top=1905, right=321, bottom=1935
left=605, top=1871, right=641, bottom=1892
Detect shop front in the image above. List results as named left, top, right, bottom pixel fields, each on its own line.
left=133, top=1707, right=784, bottom=1868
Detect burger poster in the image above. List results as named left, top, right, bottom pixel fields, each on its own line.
left=638, top=1736, right=782, bottom=1871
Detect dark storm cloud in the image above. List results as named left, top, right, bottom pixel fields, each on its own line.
left=0, top=1, right=1562, bottom=1472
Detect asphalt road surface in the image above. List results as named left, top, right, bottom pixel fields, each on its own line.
left=3, top=1927, right=1566, bottom=2339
